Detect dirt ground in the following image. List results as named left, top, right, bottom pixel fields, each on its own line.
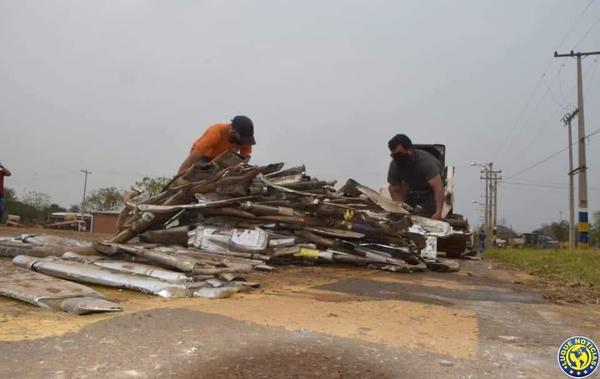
left=0, top=227, right=599, bottom=378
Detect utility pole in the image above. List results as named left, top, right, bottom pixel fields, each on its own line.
left=554, top=50, right=600, bottom=249
left=562, top=108, right=579, bottom=251
left=474, top=162, right=501, bottom=250
left=492, top=171, right=499, bottom=238
left=80, top=169, right=92, bottom=232
left=483, top=169, right=489, bottom=243
left=487, top=163, right=493, bottom=248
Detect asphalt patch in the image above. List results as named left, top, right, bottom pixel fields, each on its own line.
left=316, top=278, right=545, bottom=305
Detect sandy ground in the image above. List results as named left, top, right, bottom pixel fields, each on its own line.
left=0, top=227, right=599, bottom=378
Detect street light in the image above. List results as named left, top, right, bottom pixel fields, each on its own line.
left=470, top=162, right=490, bottom=171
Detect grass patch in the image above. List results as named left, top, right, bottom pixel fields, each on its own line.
left=485, top=248, right=600, bottom=288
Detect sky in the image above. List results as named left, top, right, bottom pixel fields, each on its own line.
left=1, top=0, right=599, bottom=232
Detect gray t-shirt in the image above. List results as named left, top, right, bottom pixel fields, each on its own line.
left=387, top=149, right=443, bottom=191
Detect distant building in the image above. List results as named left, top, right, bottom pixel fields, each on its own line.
left=47, top=212, right=92, bottom=231
left=48, top=211, right=120, bottom=234
left=90, top=211, right=121, bottom=234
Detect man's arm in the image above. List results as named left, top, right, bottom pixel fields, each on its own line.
left=388, top=184, right=406, bottom=202
left=177, top=149, right=205, bottom=175
left=428, top=174, right=444, bottom=220
left=0, top=164, right=11, bottom=176
left=178, top=127, right=221, bottom=175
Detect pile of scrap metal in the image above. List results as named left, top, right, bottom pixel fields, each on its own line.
left=109, top=152, right=466, bottom=273
left=0, top=153, right=472, bottom=315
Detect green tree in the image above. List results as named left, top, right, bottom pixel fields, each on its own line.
left=590, top=211, right=600, bottom=247
left=496, top=225, right=518, bottom=240
left=22, top=191, right=51, bottom=211
left=83, top=187, right=123, bottom=212
left=68, top=204, right=80, bottom=213
left=135, top=177, right=170, bottom=197
left=533, top=220, right=569, bottom=242
left=5, top=189, right=62, bottom=223
left=3, top=187, right=17, bottom=202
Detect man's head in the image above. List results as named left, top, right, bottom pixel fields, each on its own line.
left=388, top=134, right=415, bottom=165
left=230, top=115, right=256, bottom=145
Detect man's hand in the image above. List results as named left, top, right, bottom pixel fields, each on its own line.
left=388, top=184, right=405, bottom=202
left=431, top=210, right=443, bottom=220
left=177, top=149, right=204, bottom=175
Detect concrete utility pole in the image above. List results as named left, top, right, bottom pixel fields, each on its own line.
left=562, top=108, right=579, bottom=251
left=492, top=171, right=499, bottom=236
left=80, top=169, right=92, bottom=232
left=487, top=163, right=493, bottom=248
left=473, top=162, right=501, bottom=250
left=554, top=50, right=600, bottom=249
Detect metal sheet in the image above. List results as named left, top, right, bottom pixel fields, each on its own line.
left=0, top=265, right=122, bottom=314
left=13, top=256, right=190, bottom=298
left=93, top=261, right=192, bottom=283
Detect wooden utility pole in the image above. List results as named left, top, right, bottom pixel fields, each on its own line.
left=554, top=50, right=600, bottom=249
left=562, top=108, right=579, bottom=251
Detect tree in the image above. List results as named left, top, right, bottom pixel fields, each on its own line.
left=3, top=187, right=17, bottom=202
left=5, top=189, right=63, bottom=223
left=22, top=191, right=51, bottom=211
left=496, top=225, right=518, bottom=240
left=83, top=187, right=123, bottom=212
left=533, top=220, right=569, bottom=242
left=135, top=177, right=170, bottom=197
left=590, top=211, right=600, bottom=247
left=68, top=204, right=80, bottom=213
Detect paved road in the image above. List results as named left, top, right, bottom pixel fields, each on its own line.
left=0, top=258, right=598, bottom=378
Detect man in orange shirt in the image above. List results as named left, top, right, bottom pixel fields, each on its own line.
left=177, top=115, right=256, bottom=174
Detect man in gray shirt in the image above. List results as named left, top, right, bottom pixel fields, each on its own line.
left=387, top=134, right=444, bottom=219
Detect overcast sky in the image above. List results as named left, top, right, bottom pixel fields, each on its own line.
left=1, top=0, right=599, bottom=232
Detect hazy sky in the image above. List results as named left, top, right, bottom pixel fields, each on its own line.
left=1, top=0, right=599, bottom=231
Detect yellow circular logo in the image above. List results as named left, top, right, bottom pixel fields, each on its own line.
left=558, top=336, right=598, bottom=378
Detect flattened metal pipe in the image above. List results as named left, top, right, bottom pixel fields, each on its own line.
left=114, top=244, right=198, bottom=273
left=93, top=261, right=192, bottom=283
left=13, top=256, right=189, bottom=298
left=0, top=265, right=122, bottom=315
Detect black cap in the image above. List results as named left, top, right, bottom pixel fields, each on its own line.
left=231, top=115, right=256, bottom=145
left=388, top=134, right=412, bottom=150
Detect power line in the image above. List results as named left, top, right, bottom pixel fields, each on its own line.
left=492, top=0, right=597, bottom=161
left=574, top=12, right=600, bottom=48
left=501, top=180, right=600, bottom=192
left=558, top=0, right=597, bottom=49
left=504, top=127, right=600, bottom=180
left=507, top=58, right=598, bottom=164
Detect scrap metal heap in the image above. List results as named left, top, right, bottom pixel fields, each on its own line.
left=0, top=153, right=472, bottom=314
left=108, top=153, right=464, bottom=273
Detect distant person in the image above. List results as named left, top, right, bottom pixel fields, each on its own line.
left=387, top=134, right=444, bottom=219
left=177, top=116, right=256, bottom=175
left=0, top=163, right=12, bottom=223
left=479, top=228, right=486, bottom=253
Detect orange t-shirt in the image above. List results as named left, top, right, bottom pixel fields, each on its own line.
left=191, top=123, right=252, bottom=159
